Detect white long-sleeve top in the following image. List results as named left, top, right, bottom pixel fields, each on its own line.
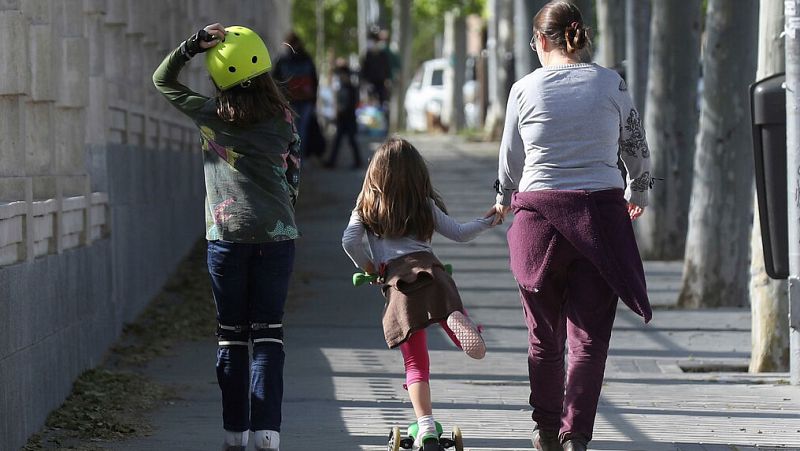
left=341, top=202, right=492, bottom=269
left=497, top=63, right=651, bottom=207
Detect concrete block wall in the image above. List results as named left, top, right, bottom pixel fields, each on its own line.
left=0, top=1, right=291, bottom=449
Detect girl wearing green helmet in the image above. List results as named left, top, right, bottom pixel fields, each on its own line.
left=153, top=23, right=299, bottom=451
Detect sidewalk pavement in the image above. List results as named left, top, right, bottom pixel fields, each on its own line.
left=108, top=135, right=799, bottom=451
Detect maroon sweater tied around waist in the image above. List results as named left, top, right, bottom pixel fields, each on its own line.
left=509, top=189, right=652, bottom=323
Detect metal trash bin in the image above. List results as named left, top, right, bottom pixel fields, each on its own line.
left=750, top=73, right=789, bottom=279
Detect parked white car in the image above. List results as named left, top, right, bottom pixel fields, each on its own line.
left=404, top=58, right=479, bottom=132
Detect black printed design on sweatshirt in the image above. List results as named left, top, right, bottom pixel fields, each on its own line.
left=621, top=109, right=649, bottom=158
left=630, top=171, right=652, bottom=192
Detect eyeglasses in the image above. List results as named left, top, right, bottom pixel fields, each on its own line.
left=530, top=33, right=538, bottom=52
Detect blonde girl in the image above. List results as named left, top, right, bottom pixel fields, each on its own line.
left=342, top=138, right=494, bottom=450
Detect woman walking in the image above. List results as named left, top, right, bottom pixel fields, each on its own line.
left=491, top=2, right=653, bottom=450
left=153, top=23, right=299, bottom=451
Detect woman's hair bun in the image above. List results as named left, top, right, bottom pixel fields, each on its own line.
left=534, top=1, right=590, bottom=55
left=565, top=20, right=587, bottom=54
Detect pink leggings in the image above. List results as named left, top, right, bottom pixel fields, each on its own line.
left=399, top=320, right=460, bottom=388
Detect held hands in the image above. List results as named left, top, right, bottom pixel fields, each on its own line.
left=627, top=202, right=644, bottom=220
left=486, top=203, right=510, bottom=226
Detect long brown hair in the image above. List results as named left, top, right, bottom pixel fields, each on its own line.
left=356, top=138, right=447, bottom=241
left=534, top=1, right=590, bottom=54
left=215, top=71, right=291, bottom=125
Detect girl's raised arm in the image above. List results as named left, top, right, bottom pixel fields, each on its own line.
left=152, top=26, right=224, bottom=116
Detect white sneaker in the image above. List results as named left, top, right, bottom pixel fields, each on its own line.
left=254, top=429, right=280, bottom=451
left=222, top=430, right=248, bottom=450
left=446, top=310, right=486, bottom=359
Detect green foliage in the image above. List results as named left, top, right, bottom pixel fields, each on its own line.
left=292, top=0, right=367, bottom=63
left=411, top=0, right=485, bottom=66
left=291, top=0, right=486, bottom=72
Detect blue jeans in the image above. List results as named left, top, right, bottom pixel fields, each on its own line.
left=207, top=239, right=295, bottom=432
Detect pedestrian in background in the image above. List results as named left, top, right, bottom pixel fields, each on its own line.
left=360, top=27, right=392, bottom=108
left=274, top=31, right=321, bottom=158
left=490, top=2, right=653, bottom=450
left=153, top=23, right=300, bottom=451
left=324, top=58, right=363, bottom=169
left=342, top=138, right=494, bottom=450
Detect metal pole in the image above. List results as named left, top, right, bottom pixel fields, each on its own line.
left=784, top=0, right=800, bottom=385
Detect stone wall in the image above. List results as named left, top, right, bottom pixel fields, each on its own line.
left=0, top=1, right=291, bottom=449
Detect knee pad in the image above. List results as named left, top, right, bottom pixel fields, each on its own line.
left=253, top=429, right=279, bottom=450
left=217, top=323, right=249, bottom=346
left=224, top=430, right=249, bottom=447
left=251, top=322, right=283, bottom=346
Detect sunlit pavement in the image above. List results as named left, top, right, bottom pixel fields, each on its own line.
left=110, top=134, right=800, bottom=451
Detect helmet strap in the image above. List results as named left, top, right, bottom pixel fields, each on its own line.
left=240, top=79, right=252, bottom=89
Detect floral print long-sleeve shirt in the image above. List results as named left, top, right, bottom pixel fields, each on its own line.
left=153, top=46, right=301, bottom=243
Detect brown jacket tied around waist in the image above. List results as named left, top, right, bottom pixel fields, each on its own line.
left=380, top=251, right=464, bottom=348
left=509, top=189, right=652, bottom=323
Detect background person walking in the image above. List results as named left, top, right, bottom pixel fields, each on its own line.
left=324, top=58, right=363, bottom=169
left=274, top=31, right=320, bottom=159
left=491, top=2, right=653, bottom=450
left=153, top=23, right=300, bottom=451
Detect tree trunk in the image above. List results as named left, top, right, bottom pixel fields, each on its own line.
left=484, top=0, right=514, bottom=140
left=596, top=0, right=625, bottom=69
left=514, top=0, right=548, bottom=78
left=389, top=0, right=411, bottom=132
left=679, top=0, right=759, bottom=308
left=624, top=0, right=650, bottom=116
left=750, top=0, right=788, bottom=374
left=444, top=10, right=466, bottom=133
left=637, top=0, right=702, bottom=259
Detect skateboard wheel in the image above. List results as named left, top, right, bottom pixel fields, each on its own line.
left=387, top=426, right=401, bottom=451
left=452, top=426, right=463, bottom=451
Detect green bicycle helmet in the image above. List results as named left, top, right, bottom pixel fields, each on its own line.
left=205, top=26, right=272, bottom=90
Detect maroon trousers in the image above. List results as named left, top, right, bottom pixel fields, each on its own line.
left=508, top=189, right=651, bottom=443
left=518, top=232, right=617, bottom=442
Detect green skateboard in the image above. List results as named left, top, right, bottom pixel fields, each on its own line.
left=387, top=421, right=463, bottom=451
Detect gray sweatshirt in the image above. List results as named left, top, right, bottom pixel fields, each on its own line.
left=497, top=63, right=651, bottom=207
left=342, top=202, right=492, bottom=269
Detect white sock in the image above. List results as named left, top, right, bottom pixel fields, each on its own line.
left=417, top=414, right=436, bottom=438
left=224, top=430, right=249, bottom=447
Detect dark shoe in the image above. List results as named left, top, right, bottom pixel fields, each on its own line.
left=562, top=439, right=587, bottom=451
left=532, top=426, right=561, bottom=451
